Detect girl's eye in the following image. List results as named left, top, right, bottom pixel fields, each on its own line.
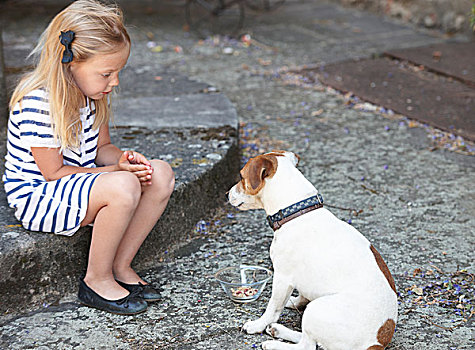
left=102, top=73, right=111, bottom=78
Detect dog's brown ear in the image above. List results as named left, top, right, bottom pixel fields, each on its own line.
left=246, top=155, right=278, bottom=194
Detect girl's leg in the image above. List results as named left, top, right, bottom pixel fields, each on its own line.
left=81, top=171, right=142, bottom=300
left=113, top=160, right=175, bottom=284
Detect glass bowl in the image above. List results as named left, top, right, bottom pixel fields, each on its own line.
left=214, top=265, right=272, bottom=303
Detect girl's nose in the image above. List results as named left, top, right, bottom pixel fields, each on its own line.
left=110, top=73, right=120, bottom=87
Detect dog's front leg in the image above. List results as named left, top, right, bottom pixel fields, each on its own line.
left=243, top=275, right=293, bottom=334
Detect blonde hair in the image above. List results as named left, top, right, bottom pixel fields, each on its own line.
left=9, top=0, right=130, bottom=150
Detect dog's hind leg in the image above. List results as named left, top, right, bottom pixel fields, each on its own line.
left=285, top=294, right=309, bottom=310
left=266, top=323, right=302, bottom=343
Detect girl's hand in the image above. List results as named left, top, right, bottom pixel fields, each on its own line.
left=126, top=151, right=154, bottom=186
left=118, top=151, right=153, bottom=185
left=125, top=150, right=150, bottom=166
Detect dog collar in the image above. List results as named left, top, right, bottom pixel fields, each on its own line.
left=266, top=194, right=324, bottom=231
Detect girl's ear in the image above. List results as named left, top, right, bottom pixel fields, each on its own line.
left=68, top=61, right=77, bottom=73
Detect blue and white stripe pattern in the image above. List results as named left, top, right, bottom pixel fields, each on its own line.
left=3, top=89, right=102, bottom=236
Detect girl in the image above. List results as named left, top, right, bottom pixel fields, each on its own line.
left=3, top=0, right=175, bottom=315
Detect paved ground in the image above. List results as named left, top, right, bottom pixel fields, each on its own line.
left=385, top=42, right=475, bottom=86
left=309, top=53, right=475, bottom=141
left=0, top=0, right=474, bottom=349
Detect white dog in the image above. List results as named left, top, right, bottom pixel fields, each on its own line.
left=228, top=151, right=398, bottom=350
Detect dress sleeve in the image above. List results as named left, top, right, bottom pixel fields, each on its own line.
left=14, top=90, right=61, bottom=148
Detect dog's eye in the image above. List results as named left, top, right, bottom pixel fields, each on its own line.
left=239, top=173, right=243, bottom=181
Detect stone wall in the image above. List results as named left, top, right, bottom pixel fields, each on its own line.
left=331, top=0, right=473, bottom=34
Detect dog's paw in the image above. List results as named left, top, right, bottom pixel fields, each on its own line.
left=265, top=323, right=283, bottom=338
left=243, top=319, right=267, bottom=334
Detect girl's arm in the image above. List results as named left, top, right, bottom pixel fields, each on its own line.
left=31, top=146, right=120, bottom=181
left=31, top=124, right=150, bottom=182
left=95, top=123, right=123, bottom=166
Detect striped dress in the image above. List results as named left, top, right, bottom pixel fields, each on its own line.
left=3, top=89, right=103, bottom=236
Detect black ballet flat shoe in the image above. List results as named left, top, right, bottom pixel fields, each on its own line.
left=78, top=278, right=148, bottom=315
left=116, top=280, right=162, bottom=302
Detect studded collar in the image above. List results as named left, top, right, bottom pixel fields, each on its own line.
left=266, top=194, right=324, bottom=231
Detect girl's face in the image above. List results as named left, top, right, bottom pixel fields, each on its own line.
left=70, top=44, right=130, bottom=101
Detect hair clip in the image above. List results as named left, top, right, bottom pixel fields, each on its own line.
left=59, top=30, right=75, bottom=63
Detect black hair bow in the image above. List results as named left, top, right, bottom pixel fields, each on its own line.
left=59, top=30, right=75, bottom=63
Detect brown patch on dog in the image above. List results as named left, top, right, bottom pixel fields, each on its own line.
left=366, top=318, right=396, bottom=350
left=240, top=154, right=279, bottom=195
left=370, top=245, right=396, bottom=294
left=378, top=319, right=396, bottom=347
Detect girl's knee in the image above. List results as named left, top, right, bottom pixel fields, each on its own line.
left=104, top=171, right=141, bottom=206
left=150, top=160, right=175, bottom=196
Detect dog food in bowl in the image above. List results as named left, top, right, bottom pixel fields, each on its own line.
left=214, top=265, right=272, bottom=303
left=231, top=286, right=258, bottom=298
